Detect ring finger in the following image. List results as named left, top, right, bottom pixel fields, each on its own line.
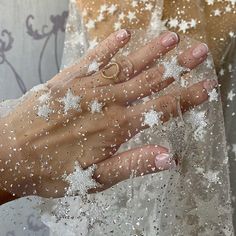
left=91, top=31, right=180, bottom=87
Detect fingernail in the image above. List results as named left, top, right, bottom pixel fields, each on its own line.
left=203, top=79, right=218, bottom=92
left=161, top=32, right=179, bottom=47
left=192, top=43, right=208, bottom=59
left=116, top=29, right=130, bottom=41
left=155, top=153, right=176, bottom=170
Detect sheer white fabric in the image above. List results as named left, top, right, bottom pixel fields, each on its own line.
left=37, top=0, right=234, bottom=235
left=0, top=0, right=233, bottom=235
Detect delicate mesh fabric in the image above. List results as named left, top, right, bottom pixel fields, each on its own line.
left=38, top=0, right=234, bottom=235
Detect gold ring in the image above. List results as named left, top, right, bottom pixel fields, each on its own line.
left=101, top=62, right=121, bottom=82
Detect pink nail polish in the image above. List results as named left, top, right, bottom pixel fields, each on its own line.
left=116, top=29, right=130, bottom=41
left=203, top=79, right=218, bottom=92
left=155, top=153, right=176, bottom=170
left=192, top=43, right=209, bottom=59
left=161, top=32, right=179, bottom=47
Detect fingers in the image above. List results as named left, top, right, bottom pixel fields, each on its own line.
left=92, top=145, right=176, bottom=191
left=92, top=31, right=180, bottom=87
left=61, top=29, right=131, bottom=79
left=125, top=80, right=217, bottom=134
left=114, top=42, right=209, bottom=105
left=127, top=31, right=179, bottom=77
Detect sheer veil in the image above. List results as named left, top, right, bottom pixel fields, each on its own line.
left=36, top=0, right=234, bottom=235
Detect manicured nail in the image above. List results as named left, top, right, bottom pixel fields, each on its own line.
left=203, top=79, right=218, bottom=92
left=161, top=32, right=179, bottom=47
left=116, top=29, right=130, bottom=41
left=192, top=43, right=208, bottom=59
left=155, top=153, right=176, bottom=170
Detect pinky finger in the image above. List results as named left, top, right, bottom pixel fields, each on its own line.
left=91, top=145, right=176, bottom=191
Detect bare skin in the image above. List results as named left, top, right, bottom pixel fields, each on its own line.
left=0, top=30, right=215, bottom=202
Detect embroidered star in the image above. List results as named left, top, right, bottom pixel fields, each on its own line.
left=100, top=4, right=108, bottom=13
left=213, top=9, right=221, bottom=16
left=114, top=21, right=122, bottom=31
left=131, top=0, right=138, bottom=7
left=127, top=11, right=136, bottom=22
left=85, top=19, right=95, bottom=30
left=227, top=90, right=236, bottom=101
left=89, top=99, right=103, bottom=113
left=118, top=12, right=126, bottom=21
left=145, top=3, right=153, bottom=11
left=203, top=170, right=220, bottom=184
left=168, top=18, right=179, bottom=28
left=38, top=92, right=51, bottom=104
left=142, top=109, right=163, bottom=128
left=205, top=0, right=215, bottom=5
left=189, top=19, right=197, bottom=28
left=108, top=4, right=117, bottom=15
left=37, top=104, right=52, bottom=119
left=162, top=56, right=188, bottom=81
left=88, top=60, right=100, bottom=73
left=64, top=162, right=99, bottom=196
left=225, top=5, right=232, bottom=12
left=59, top=89, right=82, bottom=113
left=97, top=13, right=105, bottom=22
left=178, top=20, right=189, bottom=33
left=208, top=88, right=218, bottom=102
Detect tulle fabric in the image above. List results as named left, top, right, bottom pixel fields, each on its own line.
left=37, top=0, right=234, bottom=235
left=0, top=0, right=232, bottom=235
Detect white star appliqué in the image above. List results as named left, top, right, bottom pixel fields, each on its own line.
left=168, top=18, right=179, bottom=28
left=227, top=90, right=236, bottom=101
left=213, top=9, right=221, bottom=16
left=89, top=99, right=103, bottom=113
left=64, top=162, right=99, bottom=196
left=37, top=104, right=52, bottom=120
left=178, top=20, right=189, bottom=33
left=208, top=88, right=218, bottom=102
left=59, top=89, right=82, bottom=114
left=127, top=11, right=136, bottom=22
left=142, top=109, right=163, bottom=128
left=162, top=56, right=188, bottom=82
left=185, top=110, right=208, bottom=142
left=87, top=60, right=100, bottom=73
left=86, top=19, right=95, bottom=30
left=108, top=4, right=117, bottom=14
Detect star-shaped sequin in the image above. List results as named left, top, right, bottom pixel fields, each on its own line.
left=65, top=163, right=99, bottom=196
left=59, top=89, right=82, bottom=113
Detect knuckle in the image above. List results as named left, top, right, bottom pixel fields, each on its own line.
left=116, top=56, right=134, bottom=79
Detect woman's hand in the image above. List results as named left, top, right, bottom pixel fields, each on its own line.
left=0, top=30, right=215, bottom=199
